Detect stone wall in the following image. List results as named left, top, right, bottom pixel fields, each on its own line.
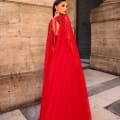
left=0, top=1, right=51, bottom=75
left=6, top=0, right=54, bottom=6
left=0, top=0, right=76, bottom=112
left=90, top=0, right=120, bottom=74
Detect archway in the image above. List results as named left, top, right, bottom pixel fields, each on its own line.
left=76, top=0, right=103, bottom=59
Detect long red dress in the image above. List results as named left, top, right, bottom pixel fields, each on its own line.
left=38, top=13, right=92, bottom=120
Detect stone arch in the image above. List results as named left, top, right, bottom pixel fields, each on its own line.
left=76, top=0, right=103, bottom=59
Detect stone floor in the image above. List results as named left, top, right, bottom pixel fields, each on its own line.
left=0, top=62, right=120, bottom=120
left=0, top=110, right=27, bottom=120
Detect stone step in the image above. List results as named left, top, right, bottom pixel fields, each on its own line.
left=81, top=59, right=90, bottom=64
left=82, top=63, right=90, bottom=69
left=21, top=104, right=40, bottom=120
left=0, top=110, right=27, bottom=120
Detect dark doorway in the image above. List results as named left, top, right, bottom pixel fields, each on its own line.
left=76, top=0, right=103, bottom=59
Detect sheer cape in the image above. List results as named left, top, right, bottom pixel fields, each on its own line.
left=39, top=14, right=91, bottom=120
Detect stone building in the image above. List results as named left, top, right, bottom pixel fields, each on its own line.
left=0, top=0, right=119, bottom=112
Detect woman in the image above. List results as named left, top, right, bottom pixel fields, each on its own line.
left=38, top=0, right=92, bottom=120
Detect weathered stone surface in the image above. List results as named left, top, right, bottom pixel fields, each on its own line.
left=90, top=0, right=120, bottom=74
left=0, top=70, right=43, bottom=113
left=91, top=20, right=120, bottom=57
left=90, top=55, right=120, bottom=74
left=6, top=0, right=54, bottom=6
left=90, top=2, right=120, bottom=23
left=0, top=2, right=50, bottom=75
left=67, top=0, right=76, bottom=30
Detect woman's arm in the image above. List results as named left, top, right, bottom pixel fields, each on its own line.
left=51, top=19, right=60, bottom=51
left=52, top=19, right=60, bottom=36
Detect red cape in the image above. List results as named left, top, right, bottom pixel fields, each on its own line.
left=39, top=14, right=91, bottom=120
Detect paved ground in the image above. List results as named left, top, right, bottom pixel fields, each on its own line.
left=0, top=60, right=120, bottom=120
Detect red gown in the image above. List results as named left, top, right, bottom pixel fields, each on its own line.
left=38, top=13, right=92, bottom=120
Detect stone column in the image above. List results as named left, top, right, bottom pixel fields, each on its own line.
left=90, top=0, right=120, bottom=75
left=67, top=0, right=76, bottom=31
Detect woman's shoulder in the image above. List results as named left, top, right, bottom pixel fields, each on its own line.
left=48, top=13, right=70, bottom=27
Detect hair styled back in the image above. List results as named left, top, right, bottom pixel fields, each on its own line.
left=52, top=0, right=66, bottom=17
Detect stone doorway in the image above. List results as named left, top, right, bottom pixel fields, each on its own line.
left=76, top=0, right=103, bottom=59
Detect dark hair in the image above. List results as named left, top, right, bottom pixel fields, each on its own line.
left=53, top=0, right=66, bottom=17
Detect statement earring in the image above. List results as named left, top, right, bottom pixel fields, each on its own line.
left=55, top=10, right=59, bottom=14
